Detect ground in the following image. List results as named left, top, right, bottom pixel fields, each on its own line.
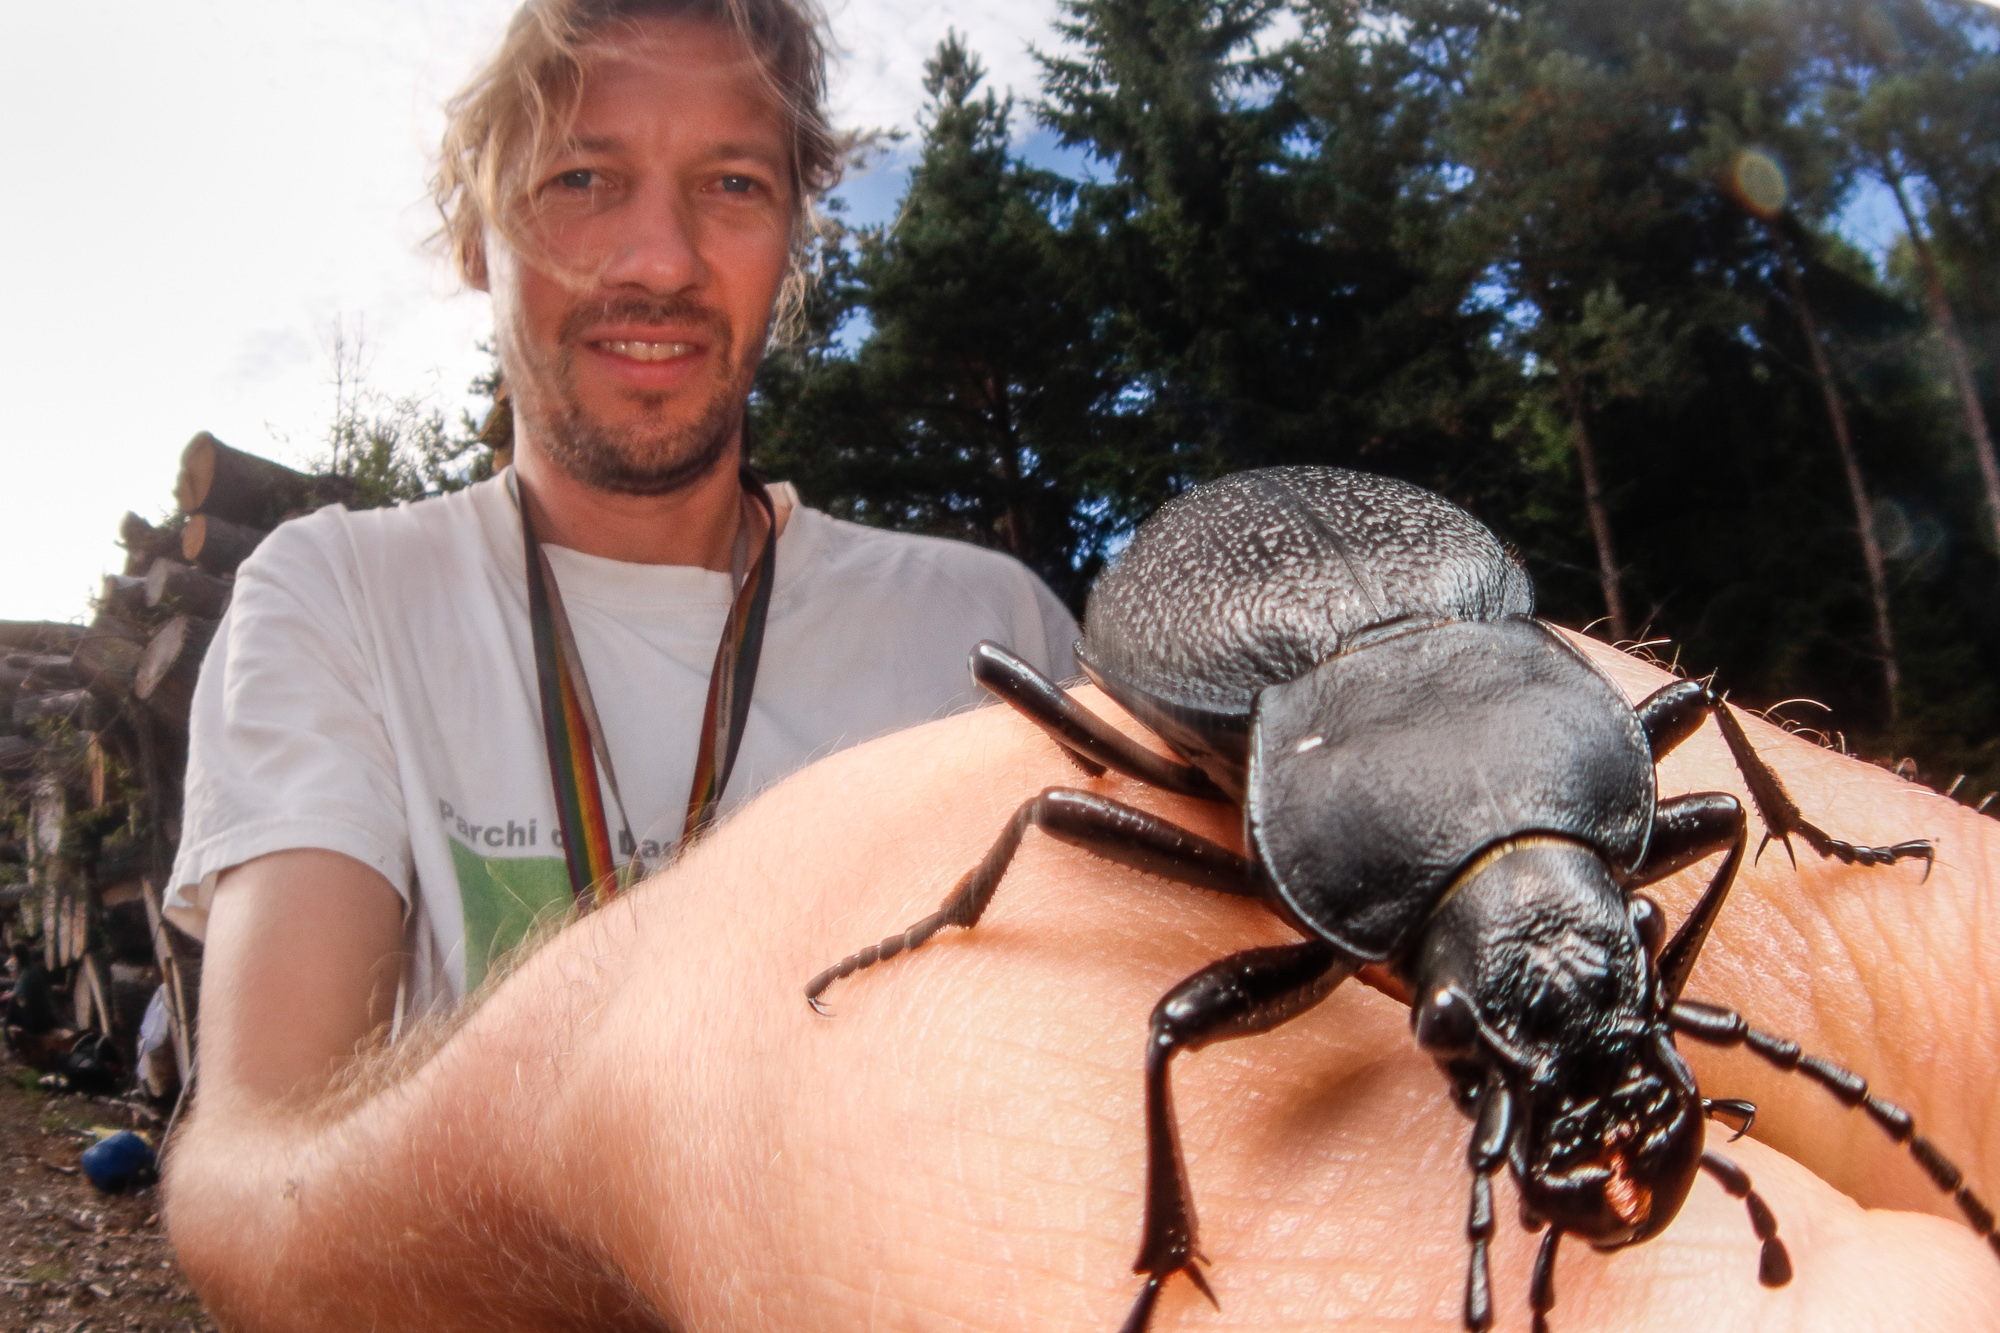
left=0, top=1046, right=217, bottom=1333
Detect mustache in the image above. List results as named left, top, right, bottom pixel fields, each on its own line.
left=557, top=294, right=731, bottom=345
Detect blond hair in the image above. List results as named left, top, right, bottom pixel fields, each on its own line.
left=433, top=0, right=843, bottom=339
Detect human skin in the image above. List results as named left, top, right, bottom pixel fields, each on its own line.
left=165, top=633, right=2000, bottom=1331
left=487, top=16, right=796, bottom=571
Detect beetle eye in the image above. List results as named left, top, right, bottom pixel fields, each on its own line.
left=1414, top=987, right=1479, bottom=1054
left=1631, top=895, right=1666, bottom=956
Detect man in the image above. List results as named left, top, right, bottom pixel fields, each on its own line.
left=161, top=1, right=2000, bottom=1327
left=164, top=0, right=1076, bottom=1013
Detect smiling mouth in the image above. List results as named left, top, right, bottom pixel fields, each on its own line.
left=594, top=339, right=697, bottom=361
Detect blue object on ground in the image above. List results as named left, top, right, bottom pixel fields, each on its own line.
left=81, top=1131, right=156, bottom=1192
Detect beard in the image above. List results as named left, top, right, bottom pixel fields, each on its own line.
left=530, top=293, right=751, bottom=497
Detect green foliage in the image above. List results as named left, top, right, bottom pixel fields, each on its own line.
left=751, top=0, right=2000, bottom=797
left=755, top=34, right=1139, bottom=604
left=310, top=330, right=499, bottom=509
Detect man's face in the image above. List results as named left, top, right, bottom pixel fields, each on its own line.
left=482, top=18, right=795, bottom=496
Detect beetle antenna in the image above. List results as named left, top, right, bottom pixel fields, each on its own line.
left=1464, top=1169, right=1496, bottom=1332
left=1462, top=1079, right=1513, bottom=1331
left=1703, top=1097, right=1756, bottom=1141
left=1671, top=1000, right=2000, bottom=1263
left=1699, top=1151, right=1792, bottom=1285
left=1529, top=1225, right=1561, bottom=1333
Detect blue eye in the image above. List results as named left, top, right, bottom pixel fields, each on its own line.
left=719, top=175, right=753, bottom=194
left=555, top=169, right=595, bottom=190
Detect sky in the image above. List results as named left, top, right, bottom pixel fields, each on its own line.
left=5, top=1, right=1994, bottom=625
left=0, top=0, right=1066, bottom=623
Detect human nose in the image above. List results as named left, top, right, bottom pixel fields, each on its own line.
left=597, top=186, right=706, bottom=293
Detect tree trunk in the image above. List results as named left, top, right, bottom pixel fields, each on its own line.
left=118, top=512, right=184, bottom=578
left=181, top=513, right=269, bottom=576
left=1887, top=176, right=2000, bottom=559
left=1769, top=222, right=1900, bottom=720
left=72, top=612, right=147, bottom=697
left=100, top=574, right=148, bottom=620
left=176, top=431, right=315, bottom=527
left=136, top=615, right=219, bottom=732
left=1556, top=363, right=1630, bottom=641
left=145, top=558, right=233, bottom=619
left=0, top=621, right=83, bottom=654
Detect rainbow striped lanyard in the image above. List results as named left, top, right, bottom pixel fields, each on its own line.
left=516, top=467, right=778, bottom=910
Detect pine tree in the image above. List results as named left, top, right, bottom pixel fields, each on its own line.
left=753, top=35, right=1130, bottom=606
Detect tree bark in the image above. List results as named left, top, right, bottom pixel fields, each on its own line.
left=119, top=513, right=184, bottom=578
left=1887, top=175, right=2000, bottom=559
left=176, top=431, right=315, bottom=528
left=12, top=689, right=104, bottom=731
left=136, top=615, right=219, bottom=732
left=181, top=513, right=269, bottom=576
left=72, top=612, right=147, bottom=697
left=1556, top=362, right=1630, bottom=641
left=1769, top=222, right=1900, bottom=720
left=100, top=574, right=148, bottom=620
left=145, top=557, right=233, bottom=619
left=0, top=621, right=83, bottom=654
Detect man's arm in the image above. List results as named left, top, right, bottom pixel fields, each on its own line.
left=165, top=648, right=2000, bottom=1331
left=195, top=851, right=403, bottom=1107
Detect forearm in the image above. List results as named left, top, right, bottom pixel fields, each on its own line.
left=164, top=659, right=2000, bottom=1331
left=163, top=850, right=663, bottom=1332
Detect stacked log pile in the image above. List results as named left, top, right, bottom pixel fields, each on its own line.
left=1, top=432, right=358, bottom=1103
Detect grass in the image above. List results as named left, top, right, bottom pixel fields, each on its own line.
left=12, top=1066, right=45, bottom=1099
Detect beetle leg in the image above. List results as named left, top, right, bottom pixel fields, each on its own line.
left=1631, top=794, right=1748, bottom=1006
left=1671, top=1000, right=2000, bottom=1263
left=805, top=788, right=1259, bottom=1008
left=1125, top=941, right=1353, bottom=1333
left=973, top=641, right=1228, bottom=800
left=1698, top=1151, right=1792, bottom=1286
left=1635, top=678, right=1933, bottom=877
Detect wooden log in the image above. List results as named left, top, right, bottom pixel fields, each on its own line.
left=140, top=879, right=198, bottom=1085
left=109, top=960, right=159, bottom=1064
left=20, top=655, right=82, bottom=690
left=74, top=951, right=110, bottom=1030
left=71, top=613, right=146, bottom=696
left=144, top=557, right=232, bottom=619
left=99, top=879, right=154, bottom=963
left=176, top=431, right=315, bottom=527
left=99, top=574, right=148, bottom=619
left=0, top=621, right=83, bottom=654
left=136, top=616, right=218, bottom=730
left=181, top=513, right=269, bottom=576
left=12, top=689, right=104, bottom=731
left=0, top=665, right=23, bottom=722
left=118, top=513, right=183, bottom=578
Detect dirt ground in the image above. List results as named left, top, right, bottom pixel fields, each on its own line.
left=0, top=1046, right=218, bottom=1333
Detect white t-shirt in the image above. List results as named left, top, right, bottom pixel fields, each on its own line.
left=167, top=471, right=1078, bottom=1012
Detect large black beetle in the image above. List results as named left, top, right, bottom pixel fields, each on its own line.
left=806, top=467, right=1988, bottom=1331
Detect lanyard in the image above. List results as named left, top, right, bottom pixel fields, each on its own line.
left=516, top=465, right=778, bottom=910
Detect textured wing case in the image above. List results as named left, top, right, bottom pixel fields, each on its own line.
left=1247, top=618, right=1654, bottom=962
left=1081, top=468, right=1533, bottom=722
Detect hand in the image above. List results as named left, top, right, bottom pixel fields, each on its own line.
left=168, top=638, right=2000, bottom=1331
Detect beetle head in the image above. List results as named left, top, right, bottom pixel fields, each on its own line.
left=1407, top=838, right=1703, bottom=1248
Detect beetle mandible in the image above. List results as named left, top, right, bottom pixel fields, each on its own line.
left=805, top=466, right=1987, bottom=1332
